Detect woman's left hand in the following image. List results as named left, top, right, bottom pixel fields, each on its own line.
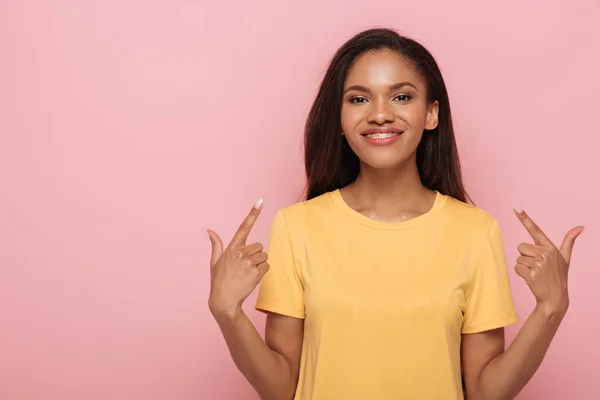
left=514, top=209, right=584, bottom=316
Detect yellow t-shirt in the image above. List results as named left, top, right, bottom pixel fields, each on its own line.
left=255, top=190, right=518, bottom=400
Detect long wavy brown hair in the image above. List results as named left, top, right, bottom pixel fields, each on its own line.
left=303, top=28, right=471, bottom=204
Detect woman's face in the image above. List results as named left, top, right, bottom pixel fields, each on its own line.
left=341, top=49, right=439, bottom=170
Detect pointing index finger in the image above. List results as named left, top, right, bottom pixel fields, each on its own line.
left=231, top=198, right=264, bottom=247
left=514, top=209, right=553, bottom=247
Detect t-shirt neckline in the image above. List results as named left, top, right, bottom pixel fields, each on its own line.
left=329, top=189, right=447, bottom=230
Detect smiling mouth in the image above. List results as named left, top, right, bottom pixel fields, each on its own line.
left=361, top=132, right=403, bottom=139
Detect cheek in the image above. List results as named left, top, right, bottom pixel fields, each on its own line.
left=401, top=104, right=428, bottom=126
left=340, top=104, right=363, bottom=132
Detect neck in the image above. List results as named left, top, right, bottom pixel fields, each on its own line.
left=354, top=160, right=429, bottom=202
left=340, top=158, right=435, bottom=222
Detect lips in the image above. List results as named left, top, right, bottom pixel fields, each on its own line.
left=358, top=127, right=404, bottom=146
left=360, top=128, right=404, bottom=139
left=362, top=132, right=402, bottom=139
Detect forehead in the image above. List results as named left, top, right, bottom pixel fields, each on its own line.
left=344, top=49, right=423, bottom=89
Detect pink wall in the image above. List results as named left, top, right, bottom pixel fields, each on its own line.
left=1, top=1, right=598, bottom=399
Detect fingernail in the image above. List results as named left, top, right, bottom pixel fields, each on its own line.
left=254, top=198, right=264, bottom=209
left=515, top=208, right=523, bottom=215
left=206, top=230, right=212, bottom=240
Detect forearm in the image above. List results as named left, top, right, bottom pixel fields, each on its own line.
left=475, top=304, right=567, bottom=400
left=213, top=309, right=296, bottom=400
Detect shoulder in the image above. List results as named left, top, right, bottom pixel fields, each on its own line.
left=275, top=191, right=336, bottom=223
left=267, top=191, right=338, bottom=241
left=440, top=195, right=498, bottom=235
left=440, top=196, right=507, bottom=260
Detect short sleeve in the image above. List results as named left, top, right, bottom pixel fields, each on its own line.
left=255, top=209, right=305, bottom=319
left=462, top=219, right=518, bottom=334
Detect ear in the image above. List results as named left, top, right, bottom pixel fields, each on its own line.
left=424, top=100, right=439, bottom=131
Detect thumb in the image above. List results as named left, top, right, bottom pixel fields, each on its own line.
left=207, top=229, right=224, bottom=267
left=559, top=225, right=585, bottom=264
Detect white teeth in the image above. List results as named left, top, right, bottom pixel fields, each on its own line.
left=364, top=132, right=400, bottom=139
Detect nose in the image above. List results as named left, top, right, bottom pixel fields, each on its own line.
left=367, top=98, right=395, bottom=124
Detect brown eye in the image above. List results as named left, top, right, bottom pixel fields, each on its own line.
left=350, top=97, right=368, bottom=104
left=394, top=94, right=412, bottom=102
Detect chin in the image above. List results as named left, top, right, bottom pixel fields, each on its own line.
left=347, top=137, right=420, bottom=171
left=357, top=152, right=414, bottom=170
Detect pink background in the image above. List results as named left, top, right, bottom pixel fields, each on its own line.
left=1, top=1, right=598, bottom=399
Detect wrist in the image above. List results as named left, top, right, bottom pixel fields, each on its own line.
left=535, top=300, right=569, bottom=321
left=209, top=298, right=244, bottom=322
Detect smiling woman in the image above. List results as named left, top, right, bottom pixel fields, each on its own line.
left=207, top=28, right=584, bottom=400
left=341, top=51, right=438, bottom=171
left=302, top=31, right=467, bottom=206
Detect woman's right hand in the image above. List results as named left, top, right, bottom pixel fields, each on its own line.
left=207, top=199, right=269, bottom=320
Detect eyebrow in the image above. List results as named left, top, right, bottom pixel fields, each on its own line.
left=343, top=81, right=418, bottom=94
